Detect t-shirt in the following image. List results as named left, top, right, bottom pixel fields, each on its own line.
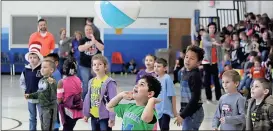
left=212, top=93, right=246, bottom=130
left=90, top=75, right=108, bottom=118
left=114, top=103, right=157, bottom=130
left=155, top=74, right=175, bottom=119
left=79, top=37, right=103, bottom=68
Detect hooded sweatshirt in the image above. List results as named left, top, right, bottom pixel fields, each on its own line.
left=246, top=95, right=273, bottom=131
left=20, top=63, right=43, bottom=103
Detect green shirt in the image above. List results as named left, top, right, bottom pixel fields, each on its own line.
left=28, top=77, right=57, bottom=109
left=114, top=103, right=157, bottom=130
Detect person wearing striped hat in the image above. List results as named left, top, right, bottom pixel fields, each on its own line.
left=19, top=42, right=44, bottom=131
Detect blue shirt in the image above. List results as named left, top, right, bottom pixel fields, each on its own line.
left=155, top=74, right=176, bottom=119
left=52, top=69, right=62, bottom=83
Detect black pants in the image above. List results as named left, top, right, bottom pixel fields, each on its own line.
left=159, top=114, right=171, bottom=131
left=173, top=68, right=181, bottom=84
left=63, top=114, right=78, bottom=131
left=203, top=64, right=222, bottom=101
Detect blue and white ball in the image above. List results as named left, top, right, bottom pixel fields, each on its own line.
left=94, top=1, right=141, bottom=29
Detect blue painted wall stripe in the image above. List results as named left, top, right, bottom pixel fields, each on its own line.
left=104, top=34, right=167, bottom=40
left=104, top=28, right=168, bottom=34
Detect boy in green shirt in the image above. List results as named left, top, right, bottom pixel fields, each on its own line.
left=106, top=75, right=162, bottom=130
left=25, top=60, right=57, bottom=131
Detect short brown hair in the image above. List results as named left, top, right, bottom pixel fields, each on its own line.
left=155, top=58, right=168, bottom=67
left=254, top=56, right=262, bottom=63
left=222, top=70, right=241, bottom=83
left=92, top=54, right=109, bottom=73
left=254, top=78, right=272, bottom=95
left=74, top=31, right=83, bottom=37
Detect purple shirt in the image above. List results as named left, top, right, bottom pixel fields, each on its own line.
left=135, top=69, right=157, bottom=84
left=83, top=77, right=117, bottom=120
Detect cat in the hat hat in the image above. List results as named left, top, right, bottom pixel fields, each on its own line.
left=25, top=41, right=44, bottom=63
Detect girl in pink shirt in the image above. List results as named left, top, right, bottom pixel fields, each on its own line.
left=57, top=57, right=83, bottom=131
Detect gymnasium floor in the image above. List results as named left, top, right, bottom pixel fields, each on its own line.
left=2, top=74, right=218, bottom=130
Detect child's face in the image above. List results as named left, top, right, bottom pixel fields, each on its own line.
left=184, top=50, right=199, bottom=71
left=180, top=52, right=185, bottom=58
left=222, top=76, right=239, bottom=93
left=233, top=34, right=239, bottom=41
left=41, top=61, right=54, bottom=77
left=44, top=57, right=58, bottom=67
left=133, top=78, right=154, bottom=101
left=28, top=54, right=40, bottom=67
left=251, top=37, right=258, bottom=42
left=249, top=56, right=254, bottom=62
left=251, top=80, right=269, bottom=99
left=145, top=56, right=155, bottom=69
left=60, top=30, right=66, bottom=39
left=254, top=61, right=261, bottom=68
left=262, top=32, right=268, bottom=39
left=224, top=54, right=230, bottom=61
left=92, top=59, right=106, bottom=75
left=239, top=33, right=247, bottom=40
left=154, top=62, right=166, bottom=76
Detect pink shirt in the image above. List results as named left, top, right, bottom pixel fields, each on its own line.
left=57, top=75, right=83, bottom=119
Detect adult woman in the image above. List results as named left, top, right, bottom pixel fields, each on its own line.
left=78, top=25, right=104, bottom=99
left=202, top=22, right=223, bottom=103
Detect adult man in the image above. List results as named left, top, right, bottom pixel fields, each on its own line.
left=86, top=18, right=101, bottom=40
left=29, top=18, right=55, bottom=56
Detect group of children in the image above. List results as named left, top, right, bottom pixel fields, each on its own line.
left=20, top=39, right=273, bottom=130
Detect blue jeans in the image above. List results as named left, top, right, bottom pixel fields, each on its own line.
left=262, top=50, right=269, bottom=62
left=91, top=116, right=112, bottom=131
left=238, top=75, right=252, bottom=91
left=182, top=107, right=204, bottom=130
left=28, top=102, right=41, bottom=131
left=79, top=65, right=93, bottom=100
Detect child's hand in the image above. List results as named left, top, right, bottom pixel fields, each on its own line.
left=121, top=91, right=134, bottom=100
left=148, top=97, right=161, bottom=105
left=24, top=94, right=30, bottom=99
left=83, top=116, right=89, bottom=123
left=174, top=115, right=183, bottom=126
left=108, top=120, right=115, bottom=127
left=219, top=117, right=225, bottom=124
left=47, top=77, right=55, bottom=84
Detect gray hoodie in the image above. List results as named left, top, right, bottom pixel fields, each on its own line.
left=202, top=32, right=223, bottom=64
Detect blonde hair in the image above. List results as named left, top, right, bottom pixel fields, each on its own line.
left=222, top=70, right=241, bottom=83
left=92, top=54, right=109, bottom=73
left=74, top=31, right=83, bottom=37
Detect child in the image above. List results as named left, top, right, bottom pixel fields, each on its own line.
left=212, top=70, right=246, bottom=130
left=180, top=45, right=205, bottom=130
left=249, top=56, right=266, bottom=81
left=154, top=58, right=182, bottom=130
left=231, top=41, right=245, bottom=69
left=25, top=60, right=58, bottom=131
left=44, top=53, right=62, bottom=82
left=83, top=54, right=117, bottom=131
left=123, top=59, right=137, bottom=74
left=239, top=32, right=252, bottom=59
left=173, top=50, right=185, bottom=84
left=136, top=54, right=157, bottom=83
left=19, top=42, right=44, bottom=131
left=57, top=57, right=83, bottom=131
left=106, top=75, right=162, bottom=130
left=44, top=53, right=62, bottom=131
left=251, top=34, right=260, bottom=53
left=238, top=51, right=258, bottom=98
left=246, top=78, right=273, bottom=131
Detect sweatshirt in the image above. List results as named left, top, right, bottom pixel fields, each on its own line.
left=19, top=64, right=43, bottom=103
left=180, top=68, right=203, bottom=119
left=212, top=92, right=246, bottom=130
left=28, top=76, right=57, bottom=109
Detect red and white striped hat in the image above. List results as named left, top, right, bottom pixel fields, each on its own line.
left=25, top=41, right=43, bottom=62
